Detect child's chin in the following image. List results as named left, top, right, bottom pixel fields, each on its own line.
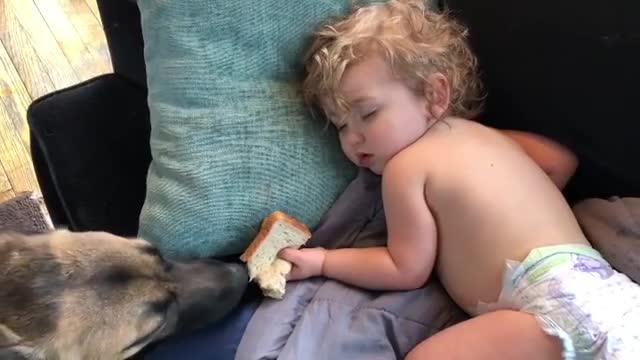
left=369, top=165, right=383, bottom=175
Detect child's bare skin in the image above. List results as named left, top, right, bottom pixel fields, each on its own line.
left=280, top=53, right=576, bottom=359
left=280, top=1, right=640, bottom=358
left=281, top=53, right=587, bottom=313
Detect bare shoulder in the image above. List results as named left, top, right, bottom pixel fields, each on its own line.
left=384, top=140, right=430, bottom=185
left=432, top=117, right=523, bottom=151
left=403, top=118, right=473, bottom=160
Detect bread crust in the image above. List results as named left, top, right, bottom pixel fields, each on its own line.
left=239, top=211, right=311, bottom=262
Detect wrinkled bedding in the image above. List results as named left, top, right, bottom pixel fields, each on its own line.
left=573, top=197, right=640, bottom=284
left=236, top=170, right=467, bottom=359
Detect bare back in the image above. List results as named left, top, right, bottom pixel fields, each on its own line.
left=406, top=117, right=588, bottom=314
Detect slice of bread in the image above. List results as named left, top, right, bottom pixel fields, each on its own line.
left=240, top=211, right=311, bottom=299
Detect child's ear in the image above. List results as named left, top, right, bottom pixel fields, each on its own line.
left=424, top=73, right=450, bottom=119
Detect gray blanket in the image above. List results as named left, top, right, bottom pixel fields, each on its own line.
left=236, top=170, right=467, bottom=360
left=236, top=175, right=640, bottom=360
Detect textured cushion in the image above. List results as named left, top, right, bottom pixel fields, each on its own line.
left=136, top=1, right=358, bottom=258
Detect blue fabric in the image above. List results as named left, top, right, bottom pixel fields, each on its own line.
left=136, top=0, right=357, bottom=258
left=144, top=296, right=261, bottom=360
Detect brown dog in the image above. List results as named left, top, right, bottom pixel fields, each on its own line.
left=0, top=230, right=248, bottom=360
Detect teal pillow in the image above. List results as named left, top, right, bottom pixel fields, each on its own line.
left=136, top=1, right=358, bottom=259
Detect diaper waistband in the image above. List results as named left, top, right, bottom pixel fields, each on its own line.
left=477, top=244, right=606, bottom=315
left=511, top=244, right=605, bottom=286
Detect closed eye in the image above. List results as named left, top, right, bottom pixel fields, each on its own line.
left=362, top=109, right=377, bottom=121
left=138, top=244, right=161, bottom=259
left=101, top=266, right=134, bottom=287
left=138, top=244, right=173, bottom=273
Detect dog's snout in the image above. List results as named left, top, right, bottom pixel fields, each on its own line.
left=226, top=262, right=249, bottom=283
left=167, top=259, right=249, bottom=333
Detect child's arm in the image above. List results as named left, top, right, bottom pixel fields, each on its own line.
left=501, top=130, right=578, bottom=189
left=280, top=156, right=438, bottom=291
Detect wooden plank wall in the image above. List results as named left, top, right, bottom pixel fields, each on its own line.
left=0, top=0, right=112, bottom=202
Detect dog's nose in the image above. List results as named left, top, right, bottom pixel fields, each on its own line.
left=168, top=258, right=249, bottom=334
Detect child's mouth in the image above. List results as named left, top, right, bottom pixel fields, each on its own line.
left=358, top=153, right=373, bottom=167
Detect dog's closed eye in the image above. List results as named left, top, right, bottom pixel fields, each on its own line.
left=138, top=244, right=162, bottom=259
left=137, top=244, right=173, bottom=273
left=100, top=267, right=134, bottom=287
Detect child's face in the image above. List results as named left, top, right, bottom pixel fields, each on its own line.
left=323, top=55, right=432, bottom=175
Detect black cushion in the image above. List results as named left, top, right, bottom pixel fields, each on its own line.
left=27, top=74, right=151, bottom=236
left=445, top=0, right=640, bottom=203
left=97, top=0, right=147, bottom=87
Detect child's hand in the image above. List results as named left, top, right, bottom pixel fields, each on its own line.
left=278, top=247, right=327, bottom=281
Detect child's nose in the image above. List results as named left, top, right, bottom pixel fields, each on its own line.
left=346, top=131, right=365, bottom=147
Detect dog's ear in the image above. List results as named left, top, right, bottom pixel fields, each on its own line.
left=0, top=348, right=29, bottom=360
left=0, top=325, right=29, bottom=359
left=0, top=325, right=21, bottom=347
left=0, top=310, right=29, bottom=359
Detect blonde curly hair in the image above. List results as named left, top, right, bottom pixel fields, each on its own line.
left=302, top=0, right=484, bottom=120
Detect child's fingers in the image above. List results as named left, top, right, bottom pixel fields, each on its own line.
left=278, top=247, right=300, bottom=263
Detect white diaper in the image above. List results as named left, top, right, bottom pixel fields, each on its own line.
left=479, top=244, right=640, bottom=360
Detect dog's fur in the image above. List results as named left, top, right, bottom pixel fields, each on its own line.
left=0, top=230, right=248, bottom=360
